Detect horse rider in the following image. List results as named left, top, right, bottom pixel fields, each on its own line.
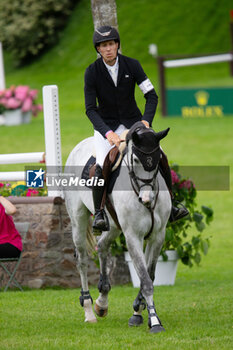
left=84, top=25, right=189, bottom=232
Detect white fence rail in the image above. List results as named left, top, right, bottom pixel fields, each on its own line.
left=0, top=172, right=25, bottom=182
left=164, top=53, right=233, bottom=68
left=158, top=51, right=233, bottom=116
left=0, top=152, right=44, bottom=165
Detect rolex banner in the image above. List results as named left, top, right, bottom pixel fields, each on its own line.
left=166, top=87, right=233, bottom=117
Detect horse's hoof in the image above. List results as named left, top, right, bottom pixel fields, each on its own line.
left=150, top=325, right=165, bottom=334
left=94, top=302, right=108, bottom=317
left=128, top=314, right=143, bottom=327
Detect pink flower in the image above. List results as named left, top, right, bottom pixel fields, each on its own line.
left=15, top=86, right=29, bottom=102
left=31, top=189, right=39, bottom=196
left=179, top=180, right=194, bottom=190
left=0, top=85, right=42, bottom=115
left=26, top=189, right=32, bottom=196
left=6, top=97, right=21, bottom=109
left=171, top=170, right=180, bottom=185
left=0, top=183, right=4, bottom=187
left=21, top=97, right=33, bottom=112
left=29, top=89, right=38, bottom=100
left=26, top=189, right=39, bottom=197
left=4, top=89, right=13, bottom=98
left=0, top=97, right=7, bottom=107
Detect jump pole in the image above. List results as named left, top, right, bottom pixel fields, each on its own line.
left=42, top=85, right=63, bottom=198
left=0, top=42, right=5, bottom=90
left=0, top=152, right=44, bottom=164
left=0, top=171, right=25, bottom=181
left=0, top=152, right=45, bottom=181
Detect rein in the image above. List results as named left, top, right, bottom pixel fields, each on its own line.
left=123, top=142, right=160, bottom=240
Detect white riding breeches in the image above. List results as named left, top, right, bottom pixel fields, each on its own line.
left=94, top=124, right=127, bottom=167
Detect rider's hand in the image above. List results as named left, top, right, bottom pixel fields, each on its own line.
left=141, top=120, right=150, bottom=128
left=106, top=131, right=121, bottom=147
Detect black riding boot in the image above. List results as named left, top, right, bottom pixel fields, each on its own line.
left=92, top=164, right=109, bottom=233
left=160, top=151, right=189, bottom=223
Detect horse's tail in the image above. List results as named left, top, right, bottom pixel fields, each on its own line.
left=86, top=215, right=97, bottom=256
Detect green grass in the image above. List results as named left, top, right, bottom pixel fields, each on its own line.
left=0, top=280, right=232, bottom=350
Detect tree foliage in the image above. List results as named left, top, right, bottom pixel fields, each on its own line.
left=0, top=0, right=78, bottom=65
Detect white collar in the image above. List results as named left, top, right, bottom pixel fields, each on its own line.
left=103, top=56, right=119, bottom=70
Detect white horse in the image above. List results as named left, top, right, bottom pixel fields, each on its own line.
left=64, top=122, right=171, bottom=333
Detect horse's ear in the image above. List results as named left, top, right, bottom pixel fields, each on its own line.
left=132, top=131, right=140, bottom=146
left=156, top=128, right=170, bottom=141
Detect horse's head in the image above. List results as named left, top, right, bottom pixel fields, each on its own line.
left=126, top=122, right=170, bottom=208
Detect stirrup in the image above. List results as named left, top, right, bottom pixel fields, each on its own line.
left=92, top=209, right=110, bottom=233
left=169, top=201, right=189, bottom=223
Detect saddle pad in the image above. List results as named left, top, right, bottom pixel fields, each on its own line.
left=81, top=156, right=121, bottom=194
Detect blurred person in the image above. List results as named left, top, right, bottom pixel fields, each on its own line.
left=84, top=25, right=188, bottom=232
left=0, top=196, right=22, bottom=258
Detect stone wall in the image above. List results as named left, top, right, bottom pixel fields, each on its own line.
left=1, top=198, right=130, bottom=289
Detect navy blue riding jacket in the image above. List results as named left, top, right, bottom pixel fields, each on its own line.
left=84, top=54, right=158, bottom=137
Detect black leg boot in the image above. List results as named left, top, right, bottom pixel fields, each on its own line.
left=160, top=151, right=189, bottom=223
left=92, top=164, right=109, bottom=233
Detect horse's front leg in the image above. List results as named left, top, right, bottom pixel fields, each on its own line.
left=145, top=229, right=166, bottom=283
left=94, top=227, right=119, bottom=317
left=129, top=234, right=162, bottom=328
left=145, top=233, right=166, bottom=333
left=126, top=233, right=165, bottom=333
left=128, top=289, right=146, bottom=326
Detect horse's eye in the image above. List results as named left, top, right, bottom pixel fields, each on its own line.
left=134, top=157, right=139, bottom=164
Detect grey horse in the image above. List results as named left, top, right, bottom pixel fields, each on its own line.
left=64, top=123, right=171, bottom=333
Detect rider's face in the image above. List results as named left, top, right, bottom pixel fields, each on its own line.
left=97, top=40, right=118, bottom=66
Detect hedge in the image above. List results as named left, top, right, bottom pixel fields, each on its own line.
left=0, top=0, right=78, bottom=65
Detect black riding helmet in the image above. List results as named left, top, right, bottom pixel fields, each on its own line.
left=93, top=25, right=120, bottom=52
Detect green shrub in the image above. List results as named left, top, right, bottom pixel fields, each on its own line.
left=0, top=0, right=78, bottom=65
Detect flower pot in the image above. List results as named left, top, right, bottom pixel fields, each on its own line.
left=124, top=250, right=179, bottom=287
left=22, top=111, right=32, bottom=124
left=4, top=109, right=22, bottom=126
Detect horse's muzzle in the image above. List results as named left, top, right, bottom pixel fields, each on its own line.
left=138, top=190, right=154, bottom=208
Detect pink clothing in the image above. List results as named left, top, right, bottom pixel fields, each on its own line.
left=0, top=203, right=22, bottom=251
